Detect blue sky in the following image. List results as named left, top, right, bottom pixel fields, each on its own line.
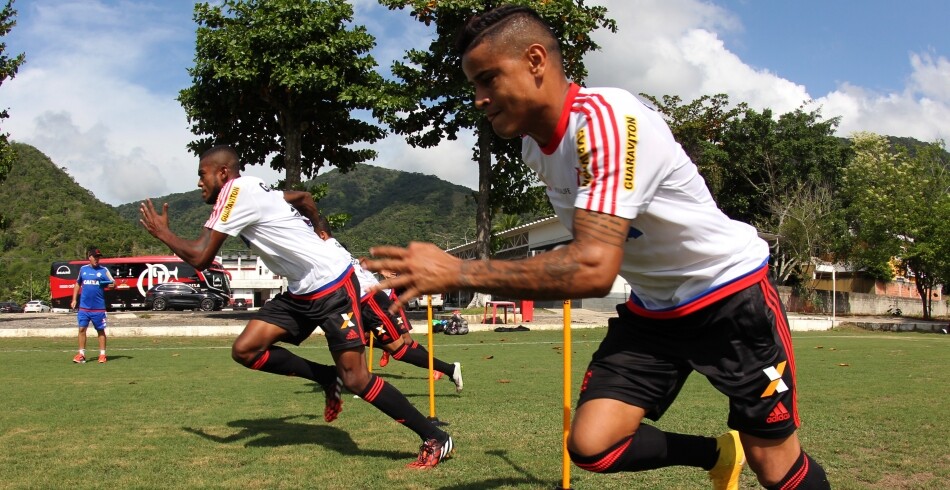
left=2, top=0, right=948, bottom=205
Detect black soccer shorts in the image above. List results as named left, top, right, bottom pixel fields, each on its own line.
left=577, top=276, right=800, bottom=439
left=362, top=290, right=411, bottom=345
left=253, top=271, right=365, bottom=352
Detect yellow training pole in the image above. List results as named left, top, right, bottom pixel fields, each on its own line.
left=367, top=329, right=374, bottom=373
left=426, top=295, right=438, bottom=419
left=560, top=299, right=573, bottom=490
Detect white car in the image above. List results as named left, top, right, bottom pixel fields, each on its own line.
left=409, top=293, right=444, bottom=311
left=23, top=300, right=52, bottom=313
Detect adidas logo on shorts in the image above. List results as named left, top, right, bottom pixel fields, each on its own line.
left=766, top=401, right=791, bottom=424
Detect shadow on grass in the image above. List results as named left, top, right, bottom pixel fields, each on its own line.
left=434, top=449, right=551, bottom=490
left=101, top=355, right=133, bottom=362
left=183, top=414, right=413, bottom=460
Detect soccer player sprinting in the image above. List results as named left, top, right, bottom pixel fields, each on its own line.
left=312, top=216, right=463, bottom=392
left=139, top=145, right=453, bottom=468
left=368, top=6, right=829, bottom=488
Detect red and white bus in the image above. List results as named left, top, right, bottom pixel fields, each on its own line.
left=50, top=255, right=232, bottom=311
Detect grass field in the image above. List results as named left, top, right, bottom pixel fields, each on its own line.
left=1, top=326, right=948, bottom=489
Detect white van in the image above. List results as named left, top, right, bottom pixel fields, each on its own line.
left=408, top=293, right=444, bottom=311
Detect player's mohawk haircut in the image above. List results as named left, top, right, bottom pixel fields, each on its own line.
left=455, top=4, right=548, bottom=55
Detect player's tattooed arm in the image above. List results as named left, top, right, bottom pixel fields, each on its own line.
left=456, top=208, right=627, bottom=298
left=368, top=208, right=628, bottom=308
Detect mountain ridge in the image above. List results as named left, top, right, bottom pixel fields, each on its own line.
left=0, top=143, right=476, bottom=300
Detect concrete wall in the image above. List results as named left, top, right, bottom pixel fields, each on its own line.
left=777, top=286, right=948, bottom=318
left=531, top=286, right=947, bottom=320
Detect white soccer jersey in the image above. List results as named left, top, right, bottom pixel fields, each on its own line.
left=522, top=84, right=769, bottom=310
left=204, top=176, right=352, bottom=295
left=325, top=237, right=379, bottom=298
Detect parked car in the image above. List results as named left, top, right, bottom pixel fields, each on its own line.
left=408, top=293, right=445, bottom=311
left=0, top=301, right=24, bottom=313
left=144, top=283, right=229, bottom=311
left=231, top=298, right=250, bottom=310
left=23, top=300, right=52, bottom=313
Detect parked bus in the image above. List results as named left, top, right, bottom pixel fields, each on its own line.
left=50, top=255, right=231, bottom=311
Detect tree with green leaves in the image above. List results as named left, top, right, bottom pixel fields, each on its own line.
left=714, top=105, right=850, bottom=227
left=0, top=0, right=24, bottom=191
left=179, top=0, right=392, bottom=191
left=638, top=93, right=746, bottom=197
left=714, top=105, right=851, bottom=286
left=377, top=0, right=615, bottom=260
left=647, top=96, right=851, bottom=286
left=840, top=133, right=950, bottom=319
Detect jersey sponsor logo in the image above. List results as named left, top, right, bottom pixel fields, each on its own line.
left=575, top=128, right=592, bottom=187
left=623, top=115, right=637, bottom=191
left=220, top=186, right=241, bottom=223
left=766, top=401, right=791, bottom=424
left=760, top=360, right=789, bottom=397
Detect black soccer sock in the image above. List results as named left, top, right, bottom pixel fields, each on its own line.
left=248, top=346, right=337, bottom=387
left=392, top=341, right=455, bottom=376
left=766, top=451, right=830, bottom=490
left=358, top=374, right=446, bottom=442
left=568, top=424, right=717, bottom=473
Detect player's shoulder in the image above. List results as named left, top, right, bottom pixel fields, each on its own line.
left=575, top=86, right=642, bottom=107
left=231, top=175, right=268, bottom=191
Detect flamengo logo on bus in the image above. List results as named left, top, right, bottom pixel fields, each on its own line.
left=137, top=263, right=180, bottom=297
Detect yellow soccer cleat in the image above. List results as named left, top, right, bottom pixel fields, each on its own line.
left=709, top=430, right=745, bottom=490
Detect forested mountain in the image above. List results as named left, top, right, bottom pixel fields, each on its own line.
left=113, top=163, right=478, bottom=256
left=0, top=143, right=476, bottom=302
left=0, top=143, right=168, bottom=301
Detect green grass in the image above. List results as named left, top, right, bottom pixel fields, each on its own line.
left=1, top=327, right=948, bottom=489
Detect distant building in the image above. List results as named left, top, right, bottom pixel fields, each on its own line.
left=445, top=215, right=943, bottom=315
left=217, top=253, right=284, bottom=308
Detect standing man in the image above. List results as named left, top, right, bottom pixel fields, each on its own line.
left=139, top=145, right=453, bottom=469
left=313, top=216, right=463, bottom=392
left=71, top=247, right=114, bottom=364
left=368, top=5, right=828, bottom=489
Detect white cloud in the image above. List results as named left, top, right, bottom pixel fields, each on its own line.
left=586, top=0, right=809, bottom=113
left=587, top=0, right=950, bottom=145
left=26, top=111, right=169, bottom=202
left=368, top=130, right=479, bottom=190
left=4, top=0, right=199, bottom=204
left=815, top=53, right=950, bottom=143
left=3, top=0, right=948, bottom=210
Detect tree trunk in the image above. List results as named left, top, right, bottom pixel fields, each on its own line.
left=914, top=277, right=933, bottom=320
left=281, top=111, right=303, bottom=190
left=475, top=121, right=493, bottom=261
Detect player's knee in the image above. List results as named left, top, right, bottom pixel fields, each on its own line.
left=230, top=342, right=258, bottom=367
left=337, top=368, right=370, bottom=393
left=567, top=430, right=605, bottom=458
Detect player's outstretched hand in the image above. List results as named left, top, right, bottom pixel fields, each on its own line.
left=367, top=242, right=461, bottom=314
left=139, top=199, right=171, bottom=239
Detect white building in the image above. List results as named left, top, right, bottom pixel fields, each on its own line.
left=217, top=254, right=285, bottom=308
